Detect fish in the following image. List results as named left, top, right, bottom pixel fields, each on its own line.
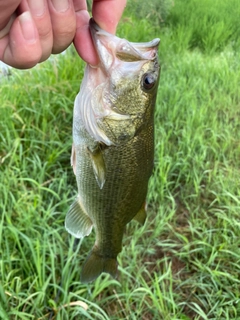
left=65, top=18, right=161, bottom=283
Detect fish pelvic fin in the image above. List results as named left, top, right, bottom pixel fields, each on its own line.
left=65, top=197, right=93, bottom=239
left=133, top=202, right=147, bottom=226
left=80, top=251, right=118, bottom=283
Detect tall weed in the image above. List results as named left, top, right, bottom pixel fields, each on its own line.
left=166, top=0, right=240, bottom=52
left=125, top=0, right=173, bottom=24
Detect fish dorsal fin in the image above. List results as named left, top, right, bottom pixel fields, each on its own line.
left=133, top=202, right=147, bottom=225
left=87, top=144, right=106, bottom=189
left=65, top=198, right=93, bottom=238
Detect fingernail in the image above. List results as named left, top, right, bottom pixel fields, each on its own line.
left=51, top=0, right=69, bottom=12
left=19, top=12, right=37, bottom=42
left=28, top=0, right=45, bottom=17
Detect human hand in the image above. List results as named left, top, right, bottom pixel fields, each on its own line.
left=74, top=0, right=127, bottom=66
left=0, top=0, right=126, bottom=69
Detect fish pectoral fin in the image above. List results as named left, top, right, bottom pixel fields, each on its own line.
left=133, top=202, right=147, bottom=226
left=81, top=251, right=118, bottom=283
left=87, top=144, right=106, bottom=189
left=71, top=144, right=76, bottom=175
left=65, top=198, right=93, bottom=239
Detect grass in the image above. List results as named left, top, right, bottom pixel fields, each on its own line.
left=1, top=0, right=240, bottom=318
left=165, top=0, right=240, bottom=53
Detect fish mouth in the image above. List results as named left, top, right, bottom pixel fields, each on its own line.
left=89, top=18, right=160, bottom=70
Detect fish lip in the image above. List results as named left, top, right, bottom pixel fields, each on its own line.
left=89, top=18, right=116, bottom=40
left=130, top=38, right=161, bottom=49
left=89, top=18, right=111, bottom=71
left=89, top=18, right=109, bottom=47
left=89, top=18, right=104, bottom=36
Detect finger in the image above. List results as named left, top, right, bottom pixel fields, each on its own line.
left=92, top=0, right=127, bottom=34
left=47, top=0, right=77, bottom=54
left=73, top=0, right=98, bottom=65
left=0, top=11, right=42, bottom=69
left=74, top=0, right=126, bottom=65
left=27, top=0, right=53, bottom=62
left=0, top=14, right=16, bottom=39
left=0, top=0, right=21, bottom=30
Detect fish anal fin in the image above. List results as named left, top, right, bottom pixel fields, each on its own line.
left=87, top=144, right=106, bottom=189
left=65, top=198, right=93, bottom=239
left=133, top=202, right=147, bottom=225
left=80, top=251, right=118, bottom=283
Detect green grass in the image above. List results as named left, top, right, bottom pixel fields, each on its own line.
left=165, top=0, right=240, bottom=53
left=1, top=0, right=240, bottom=318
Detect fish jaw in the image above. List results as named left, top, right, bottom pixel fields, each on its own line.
left=89, top=18, right=160, bottom=72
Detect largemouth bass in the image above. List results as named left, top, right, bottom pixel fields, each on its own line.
left=65, top=19, right=160, bottom=283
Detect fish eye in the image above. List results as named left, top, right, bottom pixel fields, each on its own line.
left=142, top=73, right=156, bottom=90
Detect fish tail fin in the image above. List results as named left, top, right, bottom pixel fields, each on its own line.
left=80, top=251, right=118, bottom=283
